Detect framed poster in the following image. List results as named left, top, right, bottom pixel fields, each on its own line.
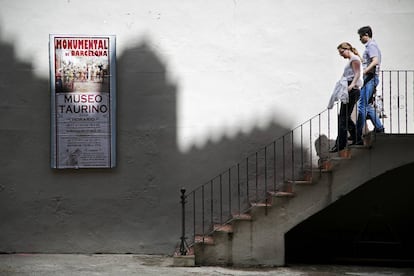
left=49, top=35, right=116, bottom=169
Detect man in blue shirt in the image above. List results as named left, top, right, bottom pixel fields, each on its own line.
left=355, top=26, right=384, bottom=145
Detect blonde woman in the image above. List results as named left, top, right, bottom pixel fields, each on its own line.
left=330, top=42, right=363, bottom=152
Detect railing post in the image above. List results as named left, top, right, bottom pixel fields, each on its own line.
left=179, top=188, right=188, bottom=256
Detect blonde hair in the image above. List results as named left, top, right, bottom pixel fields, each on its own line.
left=337, top=42, right=362, bottom=61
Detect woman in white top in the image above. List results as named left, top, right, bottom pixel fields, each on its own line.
left=330, top=42, right=363, bottom=152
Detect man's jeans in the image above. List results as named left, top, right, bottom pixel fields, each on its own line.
left=356, top=75, right=384, bottom=141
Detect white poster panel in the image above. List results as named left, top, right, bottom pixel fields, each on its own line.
left=50, top=35, right=116, bottom=168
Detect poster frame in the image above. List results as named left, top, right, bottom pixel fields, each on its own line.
left=49, top=34, right=116, bottom=169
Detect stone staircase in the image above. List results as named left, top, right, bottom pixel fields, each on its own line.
left=192, top=164, right=333, bottom=266
left=173, top=133, right=414, bottom=267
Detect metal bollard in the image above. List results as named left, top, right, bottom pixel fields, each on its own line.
left=179, top=188, right=188, bottom=255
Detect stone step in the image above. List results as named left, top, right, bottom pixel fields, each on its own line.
left=268, top=191, right=295, bottom=198
left=279, top=179, right=312, bottom=194
left=338, top=148, right=352, bottom=159
left=172, top=251, right=195, bottom=267
left=250, top=201, right=272, bottom=207
left=232, top=213, right=252, bottom=221
left=287, top=179, right=313, bottom=185
left=319, top=160, right=334, bottom=171
left=194, top=235, right=214, bottom=245
left=349, top=144, right=370, bottom=150
left=304, top=167, right=332, bottom=182
left=213, top=224, right=233, bottom=233
left=306, top=167, right=332, bottom=174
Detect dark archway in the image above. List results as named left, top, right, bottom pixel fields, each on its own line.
left=285, top=162, right=414, bottom=267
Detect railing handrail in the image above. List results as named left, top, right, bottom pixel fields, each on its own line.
left=185, top=108, right=332, bottom=197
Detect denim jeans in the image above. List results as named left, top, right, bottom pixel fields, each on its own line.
left=356, top=75, right=384, bottom=141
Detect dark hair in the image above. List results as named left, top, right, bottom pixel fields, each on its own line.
left=358, top=26, right=373, bottom=38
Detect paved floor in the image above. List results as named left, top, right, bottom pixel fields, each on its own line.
left=0, top=254, right=413, bottom=276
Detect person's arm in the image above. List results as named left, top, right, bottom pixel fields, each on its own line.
left=349, top=59, right=361, bottom=91
left=363, top=56, right=378, bottom=75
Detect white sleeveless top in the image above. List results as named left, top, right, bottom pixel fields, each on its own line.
left=343, top=55, right=363, bottom=88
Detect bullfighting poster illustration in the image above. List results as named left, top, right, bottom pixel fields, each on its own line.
left=50, top=35, right=116, bottom=168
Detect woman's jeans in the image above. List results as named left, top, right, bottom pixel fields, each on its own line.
left=336, top=87, right=360, bottom=150
left=356, top=75, right=384, bottom=142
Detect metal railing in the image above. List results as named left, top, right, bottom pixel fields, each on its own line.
left=380, top=70, right=414, bottom=134
left=178, top=70, right=414, bottom=255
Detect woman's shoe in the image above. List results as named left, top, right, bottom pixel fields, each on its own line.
left=329, top=146, right=339, bottom=153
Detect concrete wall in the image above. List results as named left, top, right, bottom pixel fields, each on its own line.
left=0, top=0, right=413, bottom=254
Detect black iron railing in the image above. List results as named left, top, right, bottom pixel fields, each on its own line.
left=178, top=70, right=414, bottom=255
left=380, top=70, right=414, bottom=134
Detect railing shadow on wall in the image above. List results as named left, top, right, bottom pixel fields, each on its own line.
left=178, top=70, right=414, bottom=255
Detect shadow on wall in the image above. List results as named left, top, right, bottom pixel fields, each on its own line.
left=0, top=30, right=293, bottom=254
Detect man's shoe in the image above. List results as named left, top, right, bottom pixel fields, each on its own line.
left=353, top=140, right=364, bottom=146
left=375, top=128, right=385, bottom=133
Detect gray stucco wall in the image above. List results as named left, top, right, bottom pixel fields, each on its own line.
left=1, top=1, right=413, bottom=255
left=0, top=38, right=290, bottom=254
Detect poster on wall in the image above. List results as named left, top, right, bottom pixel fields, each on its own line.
left=49, top=35, right=116, bottom=169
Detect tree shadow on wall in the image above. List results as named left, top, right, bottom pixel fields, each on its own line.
left=109, top=39, right=302, bottom=252
left=0, top=34, right=294, bottom=254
